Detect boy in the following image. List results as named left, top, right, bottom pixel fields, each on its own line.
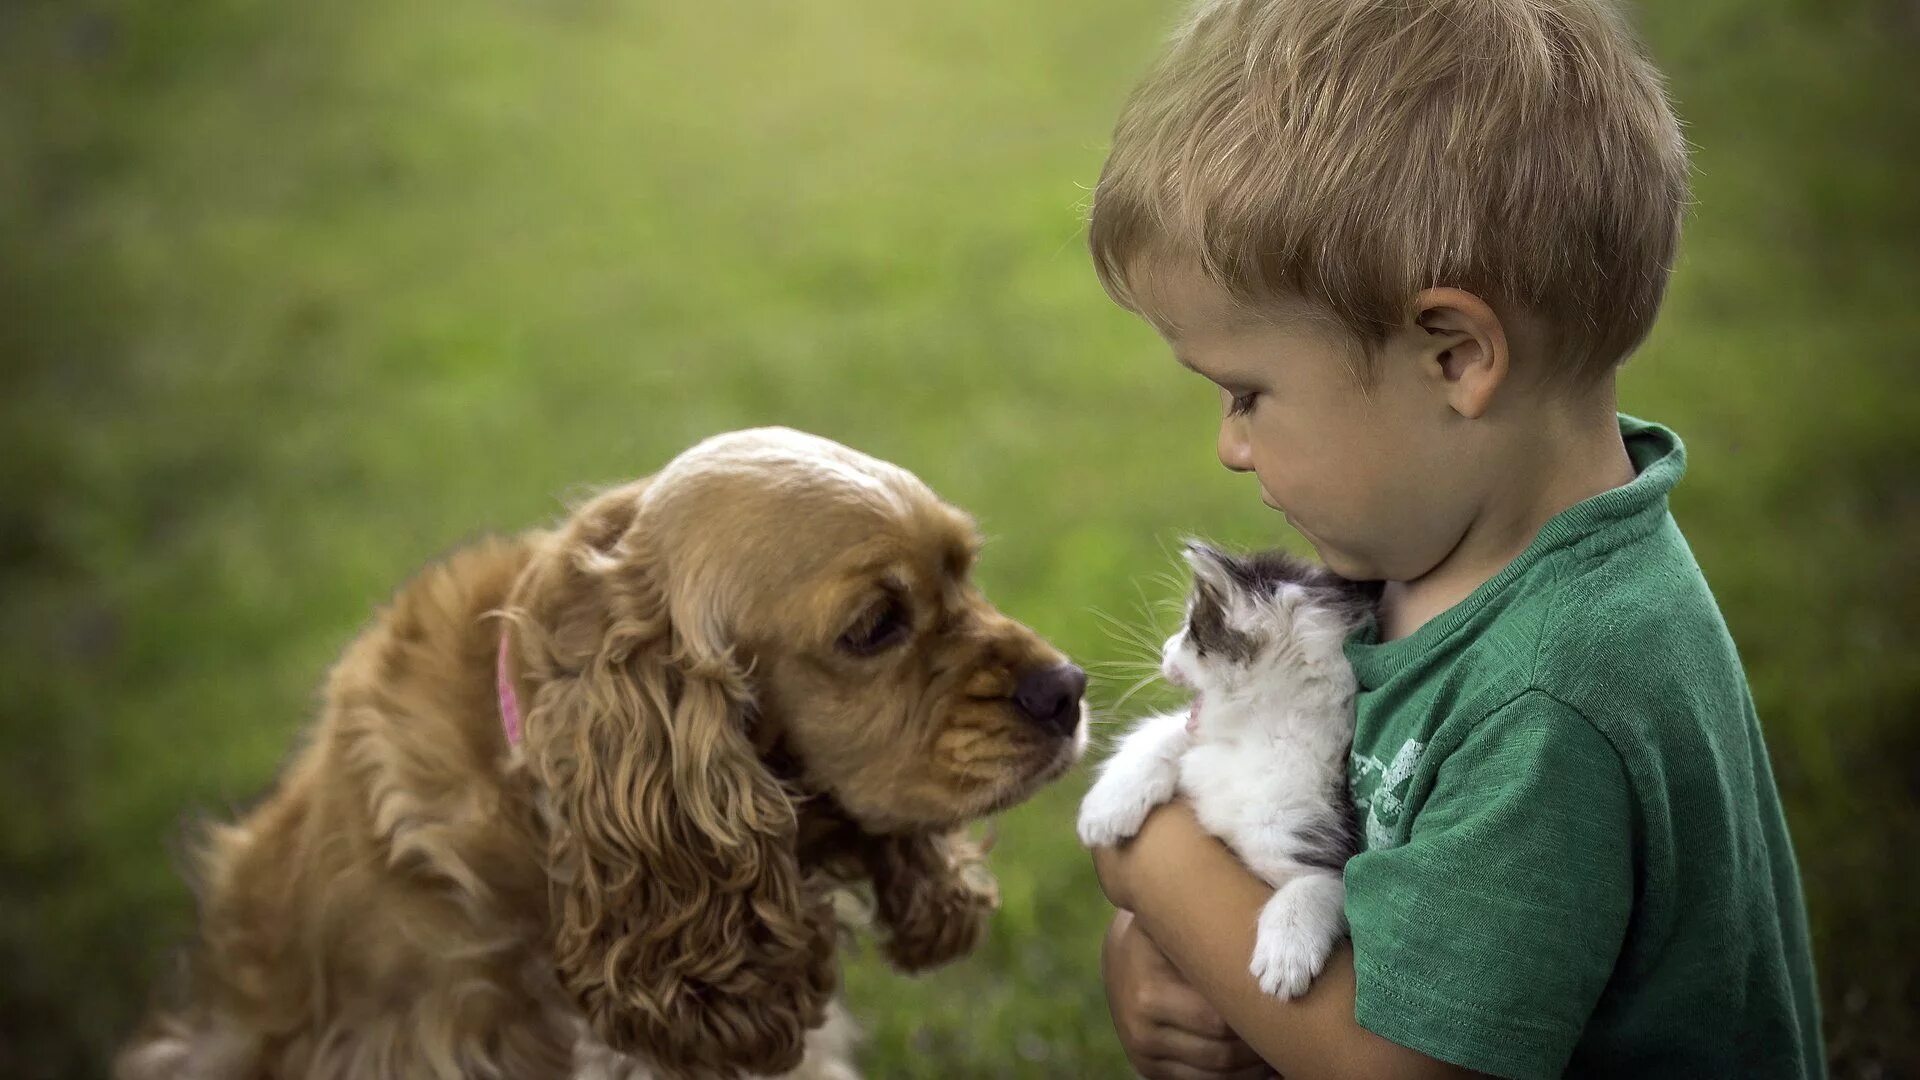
left=1079, top=1, right=1824, bottom=1077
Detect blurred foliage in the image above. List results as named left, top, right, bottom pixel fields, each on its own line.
left=2, top=0, right=1916, bottom=1076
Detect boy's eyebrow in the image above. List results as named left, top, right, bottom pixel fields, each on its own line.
left=1175, top=351, right=1265, bottom=392
left=1173, top=352, right=1226, bottom=381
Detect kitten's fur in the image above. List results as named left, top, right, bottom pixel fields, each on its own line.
left=1078, top=542, right=1378, bottom=998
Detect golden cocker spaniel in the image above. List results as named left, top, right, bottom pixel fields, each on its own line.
left=119, top=428, right=1088, bottom=1080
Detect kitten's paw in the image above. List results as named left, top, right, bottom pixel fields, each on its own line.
left=1075, top=778, right=1161, bottom=849
left=1248, top=875, right=1346, bottom=1000
left=1249, top=922, right=1332, bottom=1000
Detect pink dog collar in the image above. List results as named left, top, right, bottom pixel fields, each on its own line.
left=497, top=633, right=524, bottom=747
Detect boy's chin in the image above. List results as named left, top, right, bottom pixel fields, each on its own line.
left=1299, top=535, right=1372, bottom=582
left=1316, top=550, right=1367, bottom=580
left=1280, top=518, right=1349, bottom=573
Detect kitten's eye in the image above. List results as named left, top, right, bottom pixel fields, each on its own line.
left=1226, top=391, right=1259, bottom=417
left=839, top=595, right=911, bottom=656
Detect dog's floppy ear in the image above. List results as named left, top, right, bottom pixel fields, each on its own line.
left=508, top=481, right=836, bottom=1077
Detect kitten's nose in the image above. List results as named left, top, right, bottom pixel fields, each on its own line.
left=1013, top=663, right=1087, bottom=737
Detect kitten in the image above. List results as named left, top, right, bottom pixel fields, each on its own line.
left=1078, top=542, right=1378, bottom=999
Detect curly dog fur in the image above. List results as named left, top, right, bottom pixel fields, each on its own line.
left=118, top=428, right=1086, bottom=1080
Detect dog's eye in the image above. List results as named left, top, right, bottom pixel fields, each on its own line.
left=839, top=596, right=911, bottom=656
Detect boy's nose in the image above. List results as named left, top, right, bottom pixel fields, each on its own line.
left=1217, top=422, right=1254, bottom=473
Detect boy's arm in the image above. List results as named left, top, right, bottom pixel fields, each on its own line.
left=1095, top=800, right=1482, bottom=1080
left=1100, top=692, right=1636, bottom=1080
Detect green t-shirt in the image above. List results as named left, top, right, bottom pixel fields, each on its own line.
left=1342, top=416, right=1823, bottom=1079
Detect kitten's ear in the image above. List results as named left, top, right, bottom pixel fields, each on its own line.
left=1180, top=540, right=1239, bottom=594
left=1180, top=541, right=1256, bottom=661
left=1189, top=542, right=1337, bottom=598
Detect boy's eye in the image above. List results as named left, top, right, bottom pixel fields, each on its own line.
left=1226, top=391, right=1259, bottom=417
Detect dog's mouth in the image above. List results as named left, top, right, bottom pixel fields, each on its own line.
left=1046, top=703, right=1090, bottom=774
left=969, top=772, right=1057, bottom=821
left=800, top=691, right=1087, bottom=834
left=968, top=709, right=1085, bottom=819
left=1043, top=702, right=1091, bottom=773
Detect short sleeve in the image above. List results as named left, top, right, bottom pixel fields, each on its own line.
left=1344, top=690, right=1633, bottom=1079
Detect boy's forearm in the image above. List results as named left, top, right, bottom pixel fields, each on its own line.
left=1117, top=802, right=1480, bottom=1080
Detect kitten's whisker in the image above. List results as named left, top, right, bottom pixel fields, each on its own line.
left=1086, top=654, right=1160, bottom=670
left=1092, top=604, right=1154, bottom=631
left=1130, top=577, right=1183, bottom=630
left=1102, top=668, right=1159, bottom=690
left=1102, top=626, right=1164, bottom=659
left=1090, top=607, right=1158, bottom=647
left=1088, top=646, right=1161, bottom=670
left=1144, top=569, right=1189, bottom=599
left=1086, top=664, right=1160, bottom=682
left=1109, top=671, right=1167, bottom=713
left=1089, top=610, right=1165, bottom=663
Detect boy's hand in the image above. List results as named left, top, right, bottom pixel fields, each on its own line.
left=1104, top=909, right=1274, bottom=1080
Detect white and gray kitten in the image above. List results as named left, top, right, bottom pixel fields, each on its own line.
left=1078, top=542, right=1378, bottom=999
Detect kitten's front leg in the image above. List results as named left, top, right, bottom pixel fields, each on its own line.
left=1248, top=870, right=1346, bottom=1000
left=1076, top=712, right=1190, bottom=849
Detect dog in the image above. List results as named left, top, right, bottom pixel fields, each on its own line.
left=118, top=428, right=1088, bottom=1080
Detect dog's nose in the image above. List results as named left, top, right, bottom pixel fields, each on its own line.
left=1013, top=663, right=1087, bottom=736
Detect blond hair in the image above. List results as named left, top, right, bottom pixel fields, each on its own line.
left=1089, top=0, right=1690, bottom=381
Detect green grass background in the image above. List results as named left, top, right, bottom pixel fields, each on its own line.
left=3, top=0, right=1915, bottom=1075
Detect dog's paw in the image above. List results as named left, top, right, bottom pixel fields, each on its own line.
left=1248, top=876, right=1345, bottom=1000
left=882, top=898, right=990, bottom=973
left=866, top=831, right=1001, bottom=975
left=1076, top=778, right=1161, bottom=849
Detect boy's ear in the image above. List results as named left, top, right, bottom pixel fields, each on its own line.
left=1410, top=287, right=1509, bottom=420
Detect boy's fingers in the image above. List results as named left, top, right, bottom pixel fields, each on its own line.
left=1142, top=983, right=1235, bottom=1039
left=1135, top=1057, right=1273, bottom=1080
left=1147, top=1024, right=1266, bottom=1071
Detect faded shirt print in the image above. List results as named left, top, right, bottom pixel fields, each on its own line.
left=1350, top=739, right=1425, bottom=851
